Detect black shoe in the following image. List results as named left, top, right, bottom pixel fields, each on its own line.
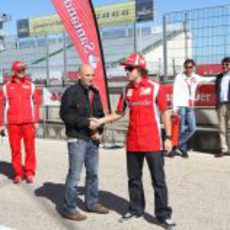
left=181, top=152, right=189, bottom=158
left=215, top=152, right=224, bottom=158
left=165, top=151, right=175, bottom=158
left=157, top=218, right=176, bottom=230
left=178, top=147, right=189, bottom=158
left=119, top=212, right=143, bottom=223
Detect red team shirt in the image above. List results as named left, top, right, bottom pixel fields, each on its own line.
left=116, top=76, right=168, bottom=152
left=0, top=77, right=41, bottom=126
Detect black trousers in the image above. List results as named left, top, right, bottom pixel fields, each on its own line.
left=127, top=151, right=172, bottom=221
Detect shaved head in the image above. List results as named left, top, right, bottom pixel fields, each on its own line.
left=79, top=64, right=94, bottom=75
left=78, top=64, right=95, bottom=87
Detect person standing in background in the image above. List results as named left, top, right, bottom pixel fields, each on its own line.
left=215, top=57, right=230, bottom=157
left=172, top=59, right=216, bottom=158
left=0, top=61, right=41, bottom=184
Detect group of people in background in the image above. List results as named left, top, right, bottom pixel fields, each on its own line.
left=0, top=54, right=229, bottom=230
left=170, top=57, right=230, bottom=158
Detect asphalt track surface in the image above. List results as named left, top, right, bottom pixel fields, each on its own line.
left=0, top=138, right=230, bottom=230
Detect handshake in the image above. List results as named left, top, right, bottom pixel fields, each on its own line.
left=88, top=117, right=104, bottom=142
left=89, top=117, right=103, bottom=130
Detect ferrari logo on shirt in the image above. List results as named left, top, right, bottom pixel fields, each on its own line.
left=140, top=87, right=151, bottom=95
left=23, top=85, right=30, bottom=89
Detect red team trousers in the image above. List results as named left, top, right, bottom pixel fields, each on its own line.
left=8, top=123, right=36, bottom=177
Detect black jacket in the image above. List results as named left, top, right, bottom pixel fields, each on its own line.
left=215, top=73, right=230, bottom=107
left=60, top=81, right=105, bottom=140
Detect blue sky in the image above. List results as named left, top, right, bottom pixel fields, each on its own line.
left=1, top=0, right=230, bottom=34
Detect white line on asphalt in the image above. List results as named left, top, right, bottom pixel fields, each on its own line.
left=0, top=225, right=15, bottom=230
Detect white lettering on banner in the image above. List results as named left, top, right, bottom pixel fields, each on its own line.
left=195, top=94, right=212, bottom=102
left=63, top=0, right=98, bottom=69
left=43, top=88, right=61, bottom=106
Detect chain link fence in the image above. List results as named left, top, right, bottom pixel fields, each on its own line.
left=163, top=4, right=230, bottom=79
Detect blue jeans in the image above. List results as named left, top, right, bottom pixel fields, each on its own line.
left=178, top=107, right=196, bottom=152
left=63, top=139, right=99, bottom=214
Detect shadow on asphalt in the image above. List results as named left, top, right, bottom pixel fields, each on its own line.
left=35, top=182, right=130, bottom=215
left=0, top=161, right=13, bottom=179
left=35, top=182, right=165, bottom=229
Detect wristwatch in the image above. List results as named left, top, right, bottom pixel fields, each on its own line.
left=165, top=135, right=172, bottom=140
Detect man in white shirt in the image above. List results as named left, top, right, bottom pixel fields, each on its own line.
left=215, top=57, right=230, bottom=157
left=172, top=59, right=216, bottom=158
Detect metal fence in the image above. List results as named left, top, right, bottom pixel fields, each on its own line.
left=163, top=4, right=230, bottom=79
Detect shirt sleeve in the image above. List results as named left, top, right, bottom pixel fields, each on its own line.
left=196, top=74, right=216, bottom=83
left=157, top=84, right=168, bottom=112
left=0, top=88, right=5, bottom=126
left=115, top=92, right=127, bottom=114
left=172, top=74, right=180, bottom=111
left=33, top=87, right=42, bottom=122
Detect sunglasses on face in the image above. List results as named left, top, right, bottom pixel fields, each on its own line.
left=125, top=66, right=136, bottom=72
left=185, top=65, right=194, bottom=69
left=16, top=69, right=25, bottom=74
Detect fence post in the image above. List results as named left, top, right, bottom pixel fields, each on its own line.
left=163, top=14, right=168, bottom=82
left=45, top=34, right=50, bottom=85
left=183, top=12, right=189, bottom=59
left=133, top=20, right=137, bottom=53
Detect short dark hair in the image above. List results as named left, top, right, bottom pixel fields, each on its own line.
left=184, top=59, right=196, bottom=67
left=221, top=57, right=230, bottom=64
left=140, top=68, right=148, bottom=76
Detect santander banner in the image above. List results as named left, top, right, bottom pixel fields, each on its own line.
left=163, top=83, right=216, bottom=107
left=51, top=0, right=110, bottom=113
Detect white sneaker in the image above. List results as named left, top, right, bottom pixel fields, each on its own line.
left=119, top=212, right=143, bottom=223
left=158, top=218, right=176, bottom=230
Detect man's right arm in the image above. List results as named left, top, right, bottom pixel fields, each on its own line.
left=90, top=92, right=126, bottom=126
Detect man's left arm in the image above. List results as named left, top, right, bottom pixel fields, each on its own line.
left=93, top=92, right=105, bottom=135
left=197, top=74, right=216, bottom=83
left=157, top=85, right=173, bottom=154
left=33, top=86, right=42, bottom=128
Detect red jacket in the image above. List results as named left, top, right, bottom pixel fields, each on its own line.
left=0, top=77, right=42, bottom=126
left=116, top=77, right=168, bottom=152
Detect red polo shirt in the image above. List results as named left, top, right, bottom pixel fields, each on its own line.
left=116, top=77, right=168, bottom=152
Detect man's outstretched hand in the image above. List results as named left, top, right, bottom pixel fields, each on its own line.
left=89, top=117, right=103, bottom=130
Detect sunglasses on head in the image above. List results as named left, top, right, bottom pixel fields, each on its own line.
left=125, top=66, right=136, bottom=72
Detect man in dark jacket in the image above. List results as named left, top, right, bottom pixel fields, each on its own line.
left=60, top=64, right=109, bottom=221
left=215, top=57, right=230, bottom=157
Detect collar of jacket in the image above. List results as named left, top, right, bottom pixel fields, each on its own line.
left=129, top=76, right=150, bottom=88
left=79, top=80, right=96, bottom=94
left=11, top=75, right=26, bottom=83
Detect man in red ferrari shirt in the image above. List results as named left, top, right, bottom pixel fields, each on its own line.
left=0, top=61, right=41, bottom=184
left=90, top=53, right=176, bottom=229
